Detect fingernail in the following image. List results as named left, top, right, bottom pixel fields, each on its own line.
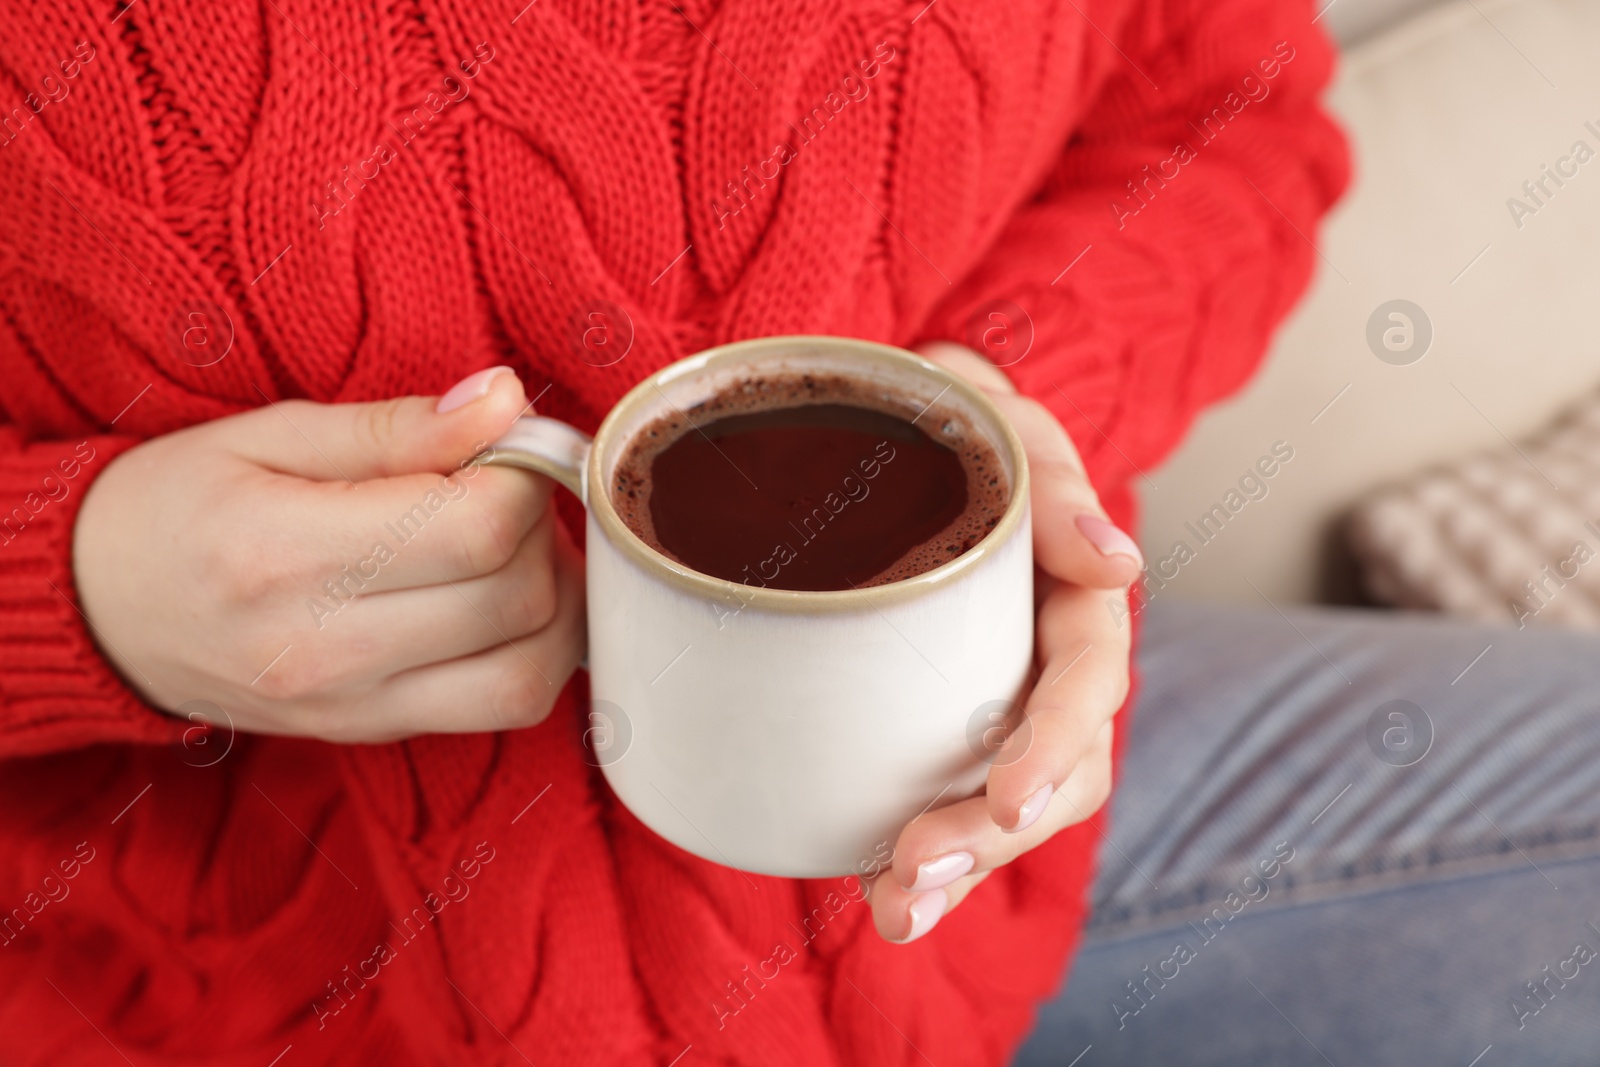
left=910, top=851, right=975, bottom=892
left=1076, top=514, right=1144, bottom=567
left=1007, top=783, right=1053, bottom=834
left=437, top=366, right=516, bottom=413
left=892, top=888, right=948, bottom=944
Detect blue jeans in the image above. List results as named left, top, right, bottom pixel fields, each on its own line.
left=1013, top=600, right=1600, bottom=1066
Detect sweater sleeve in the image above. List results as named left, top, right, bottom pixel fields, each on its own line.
left=919, top=0, right=1350, bottom=491
left=0, top=428, right=184, bottom=759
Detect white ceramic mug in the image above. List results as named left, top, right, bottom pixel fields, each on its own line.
left=482, top=336, right=1033, bottom=878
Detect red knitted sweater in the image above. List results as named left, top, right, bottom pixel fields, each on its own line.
left=0, top=1, right=1345, bottom=1063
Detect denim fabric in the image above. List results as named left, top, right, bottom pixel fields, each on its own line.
left=1013, top=600, right=1600, bottom=1067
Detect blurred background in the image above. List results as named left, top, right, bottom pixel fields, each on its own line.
left=1141, top=0, right=1600, bottom=626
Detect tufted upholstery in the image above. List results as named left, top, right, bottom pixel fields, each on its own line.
left=1350, top=391, right=1600, bottom=629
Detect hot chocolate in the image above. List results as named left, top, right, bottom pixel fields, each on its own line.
left=611, top=373, right=1009, bottom=591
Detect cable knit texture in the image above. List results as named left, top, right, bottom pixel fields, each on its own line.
left=0, top=1, right=1346, bottom=1064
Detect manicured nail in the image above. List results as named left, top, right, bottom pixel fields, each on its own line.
left=1076, top=514, right=1144, bottom=567
left=910, top=851, right=975, bottom=892
left=437, top=366, right=516, bottom=413
left=1007, top=783, right=1053, bottom=834
left=892, top=888, right=948, bottom=944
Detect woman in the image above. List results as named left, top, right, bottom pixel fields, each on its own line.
left=0, top=0, right=1345, bottom=1063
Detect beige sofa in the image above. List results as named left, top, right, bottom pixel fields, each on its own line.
left=1140, top=0, right=1600, bottom=605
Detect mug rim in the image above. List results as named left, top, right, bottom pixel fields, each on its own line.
left=587, top=335, right=1031, bottom=613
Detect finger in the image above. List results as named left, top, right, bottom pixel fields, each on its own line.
left=916, top=341, right=1018, bottom=394
left=869, top=867, right=996, bottom=944
left=273, top=463, right=553, bottom=594
left=892, top=721, right=1114, bottom=893
left=226, top=366, right=530, bottom=482
left=318, top=530, right=586, bottom=741
left=872, top=721, right=1115, bottom=944
left=290, top=509, right=561, bottom=685
left=918, top=342, right=1143, bottom=587
left=871, top=868, right=961, bottom=944
left=993, top=394, right=1143, bottom=587
left=986, top=582, right=1130, bottom=831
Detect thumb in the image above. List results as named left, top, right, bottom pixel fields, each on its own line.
left=229, top=367, right=530, bottom=481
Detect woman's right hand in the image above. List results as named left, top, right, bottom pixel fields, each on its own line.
left=72, top=368, right=586, bottom=744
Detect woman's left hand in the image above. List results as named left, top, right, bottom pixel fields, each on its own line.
left=869, top=341, right=1143, bottom=943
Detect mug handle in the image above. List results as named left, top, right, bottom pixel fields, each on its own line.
left=477, top=417, right=594, bottom=503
